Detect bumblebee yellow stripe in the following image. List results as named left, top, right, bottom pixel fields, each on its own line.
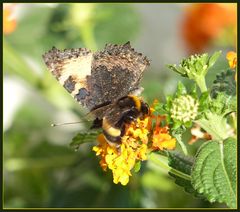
left=102, top=117, right=121, bottom=137
left=128, top=95, right=141, bottom=111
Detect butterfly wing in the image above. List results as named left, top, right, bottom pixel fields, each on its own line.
left=42, top=42, right=150, bottom=116
left=88, top=42, right=150, bottom=110
left=42, top=47, right=94, bottom=109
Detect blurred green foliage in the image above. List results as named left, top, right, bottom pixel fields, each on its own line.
left=3, top=3, right=229, bottom=208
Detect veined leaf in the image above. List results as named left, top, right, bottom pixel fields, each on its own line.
left=211, top=69, right=236, bottom=98
left=70, top=130, right=100, bottom=150
left=168, top=151, right=203, bottom=198
left=191, top=138, right=237, bottom=208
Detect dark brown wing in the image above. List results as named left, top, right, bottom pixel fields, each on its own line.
left=42, top=42, right=150, bottom=114
left=87, top=42, right=150, bottom=110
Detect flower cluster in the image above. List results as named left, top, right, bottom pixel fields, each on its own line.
left=93, top=106, right=176, bottom=186
left=167, top=51, right=221, bottom=80
left=170, top=95, right=199, bottom=123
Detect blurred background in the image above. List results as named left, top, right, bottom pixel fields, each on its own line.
left=3, top=3, right=237, bottom=208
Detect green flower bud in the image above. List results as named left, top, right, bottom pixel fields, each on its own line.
left=167, top=51, right=221, bottom=80
left=170, top=95, right=199, bottom=123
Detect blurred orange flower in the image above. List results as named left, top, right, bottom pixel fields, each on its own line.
left=182, top=3, right=237, bottom=54
left=3, top=3, right=17, bottom=35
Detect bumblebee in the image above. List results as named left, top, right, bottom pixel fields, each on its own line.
left=90, top=95, right=149, bottom=148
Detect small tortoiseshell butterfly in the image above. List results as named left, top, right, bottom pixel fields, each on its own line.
left=42, top=42, right=150, bottom=149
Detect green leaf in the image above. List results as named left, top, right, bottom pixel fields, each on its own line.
left=196, top=92, right=236, bottom=141
left=167, top=151, right=203, bottom=197
left=201, top=53, right=209, bottom=67
left=208, top=51, right=222, bottom=69
left=191, top=138, right=237, bottom=208
left=195, top=112, right=229, bottom=141
left=153, top=102, right=166, bottom=115
left=184, top=121, right=192, bottom=128
left=211, top=69, right=236, bottom=98
left=165, top=95, right=173, bottom=111
left=209, top=92, right=236, bottom=116
left=166, top=64, right=187, bottom=77
left=225, top=96, right=237, bottom=114
left=189, top=84, right=198, bottom=99
left=199, top=91, right=210, bottom=112
left=69, top=130, right=100, bottom=150
left=176, top=81, right=187, bottom=96
left=171, top=121, right=183, bottom=132
left=134, top=161, right=141, bottom=173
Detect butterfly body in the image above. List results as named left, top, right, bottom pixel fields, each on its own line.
left=43, top=42, right=150, bottom=148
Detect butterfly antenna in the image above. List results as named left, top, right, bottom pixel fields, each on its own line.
left=51, top=121, right=86, bottom=127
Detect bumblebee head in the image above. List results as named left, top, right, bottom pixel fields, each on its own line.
left=117, top=95, right=150, bottom=120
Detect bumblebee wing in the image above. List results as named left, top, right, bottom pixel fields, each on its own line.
left=104, top=106, right=133, bottom=129
left=86, top=103, right=113, bottom=120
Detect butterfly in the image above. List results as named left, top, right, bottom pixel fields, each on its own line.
left=42, top=41, right=150, bottom=149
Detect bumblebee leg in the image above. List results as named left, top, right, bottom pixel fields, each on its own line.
left=122, top=115, right=135, bottom=124
left=90, top=118, right=103, bottom=129
left=116, top=109, right=139, bottom=129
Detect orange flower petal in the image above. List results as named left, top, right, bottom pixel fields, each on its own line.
left=226, top=51, right=237, bottom=69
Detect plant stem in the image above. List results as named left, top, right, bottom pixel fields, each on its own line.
left=173, top=132, right=188, bottom=155
left=195, top=76, right=208, bottom=93
left=148, top=153, right=191, bottom=181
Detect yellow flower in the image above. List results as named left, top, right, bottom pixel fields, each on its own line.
left=93, top=117, right=150, bottom=186
left=226, top=51, right=237, bottom=81
left=226, top=51, right=237, bottom=69
left=152, top=131, right=176, bottom=150
left=92, top=102, right=176, bottom=186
